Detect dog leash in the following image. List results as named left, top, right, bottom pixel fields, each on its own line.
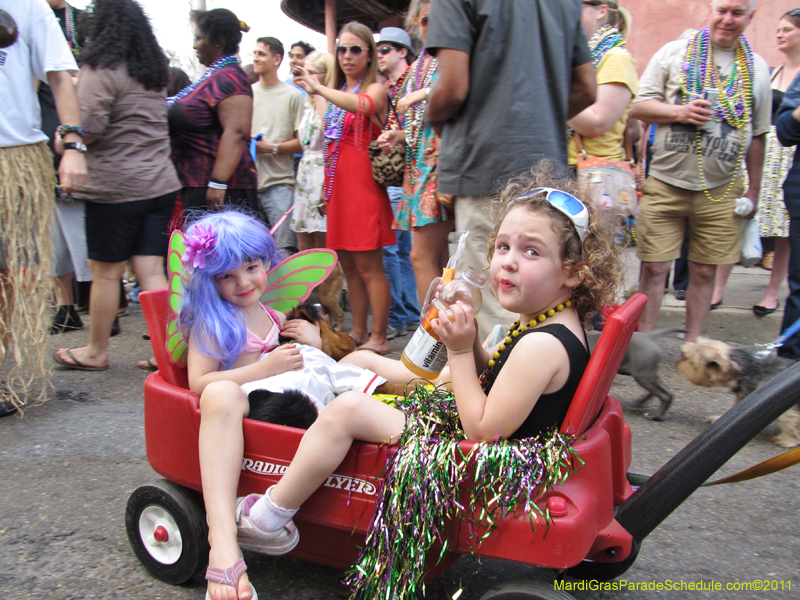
left=755, top=316, right=800, bottom=360
left=627, top=446, right=800, bottom=488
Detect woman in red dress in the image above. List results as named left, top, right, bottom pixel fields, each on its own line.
left=295, top=22, right=395, bottom=354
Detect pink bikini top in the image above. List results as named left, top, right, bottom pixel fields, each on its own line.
left=242, top=304, right=281, bottom=356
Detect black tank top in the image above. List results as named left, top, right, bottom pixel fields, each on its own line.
left=481, top=324, right=589, bottom=440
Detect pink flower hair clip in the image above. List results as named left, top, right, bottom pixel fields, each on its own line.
left=181, top=224, right=217, bottom=272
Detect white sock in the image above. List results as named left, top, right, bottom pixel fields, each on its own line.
left=249, top=485, right=297, bottom=532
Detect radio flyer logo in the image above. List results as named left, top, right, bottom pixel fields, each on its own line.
left=241, top=458, right=378, bottom=496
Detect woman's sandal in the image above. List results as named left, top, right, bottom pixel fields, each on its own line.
left=205, top=557, right=259, bottom=600
left=137, top=357, right=158, bottom=371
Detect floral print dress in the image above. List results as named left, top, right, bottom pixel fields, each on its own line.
left=292, top=103, right=326, bottom=233
left=394, top=54, right=452, bottom=230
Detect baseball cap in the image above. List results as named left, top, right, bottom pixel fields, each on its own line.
left=377, top=27, right=415, bottom=54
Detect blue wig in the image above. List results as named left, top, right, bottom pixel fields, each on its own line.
left=179, top=209, right=282, bottom=369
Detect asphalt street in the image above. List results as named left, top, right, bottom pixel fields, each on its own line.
left=1, top=255, right=798, bottom=600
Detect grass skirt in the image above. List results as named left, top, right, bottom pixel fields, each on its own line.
left=0, top=142, right=55, bottom=411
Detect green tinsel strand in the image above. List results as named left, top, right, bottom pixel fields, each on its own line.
left=345, top=386, right=579, bottom=600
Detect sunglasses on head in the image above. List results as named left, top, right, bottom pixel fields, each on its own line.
left=337, top=44, right=365, bottom=56
left=517, top=187, right=589, bottom=243
left=377, top=45, right=398, bottom=55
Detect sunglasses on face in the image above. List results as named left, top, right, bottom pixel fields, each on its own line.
left=420, top=16, right=429, bottom=26
left=337, top=44, right=365, bottom=56
left=518, top=187, right=589, bottom=243
left=377, top=45, right=398, bottom=55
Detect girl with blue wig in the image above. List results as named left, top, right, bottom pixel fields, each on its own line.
left=181, top=209, right=390, bottom=600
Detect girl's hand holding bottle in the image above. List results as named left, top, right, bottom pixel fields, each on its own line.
left=431, top=301, right=476, bottom=357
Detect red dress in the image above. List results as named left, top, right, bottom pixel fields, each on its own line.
left=325, top=111, right=396, bottom=251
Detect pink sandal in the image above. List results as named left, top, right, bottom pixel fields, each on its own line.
left=204, top=557, right=258, bottom=600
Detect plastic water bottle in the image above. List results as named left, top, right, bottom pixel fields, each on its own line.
left=401, top=267, right=487, bottom=379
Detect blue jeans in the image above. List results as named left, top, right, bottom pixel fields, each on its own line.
left=258, top=184, right=297, bottom=251
left=384, top=187, right=420, bottom=329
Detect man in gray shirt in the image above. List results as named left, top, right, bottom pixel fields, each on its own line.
left=426, top=0, right=595, bottom=337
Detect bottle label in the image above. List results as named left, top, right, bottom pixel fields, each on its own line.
left=403, top=326, right=448, bottom=376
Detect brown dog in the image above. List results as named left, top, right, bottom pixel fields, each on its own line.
left=677, top=338, right=800, bottom=448
left=309, top=264, right=345, bottom=331
left=283, top=302, right=355, bottom=361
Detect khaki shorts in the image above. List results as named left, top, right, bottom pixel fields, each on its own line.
left=636, top=176, right=745, bottom=265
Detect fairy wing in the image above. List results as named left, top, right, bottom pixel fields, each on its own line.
left=165, top=230, right=190, bottom=366
left=260, top=249, right=338, bottom=313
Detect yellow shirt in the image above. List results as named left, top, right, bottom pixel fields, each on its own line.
left=568, top=47, right=639, bottom=166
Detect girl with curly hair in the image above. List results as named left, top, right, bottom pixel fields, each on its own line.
left=53, top=0, right=181, bottom=373
left=209, top=164, right=623, bottom=600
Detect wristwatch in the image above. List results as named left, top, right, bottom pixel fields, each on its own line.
left=63, top=142, right=88, bottom=153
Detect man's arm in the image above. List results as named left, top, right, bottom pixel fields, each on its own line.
left=426, top=48, right=470, bottom=136
left=742, top=133, right=766, bottom=216
left=629, top=97, right=713, bottom=126
left=47, top=70, right=87, bottom=193
left=567, top=63, right=596, bottom=120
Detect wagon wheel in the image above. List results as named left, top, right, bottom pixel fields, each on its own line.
left=125, top=479, right=209, bottom=585
left=480, top=580, right=576, bottom=600
left=565, top=540, right=640, bottom=582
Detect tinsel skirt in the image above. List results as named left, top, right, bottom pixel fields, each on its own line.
left=0, top=141, right=56, bottom=409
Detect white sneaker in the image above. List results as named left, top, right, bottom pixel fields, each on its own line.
left=235, top=494, right=299, bottom=555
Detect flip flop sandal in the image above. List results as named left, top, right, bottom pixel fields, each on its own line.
left=205, top=557, right=258, bottom=600
left=359, top=346, right=391, bottom=356
left=52, top=349, right=109, bottom=371
left=137, top=358, right=158, bottom=371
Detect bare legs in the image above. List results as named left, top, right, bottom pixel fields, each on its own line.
left=638, top=259, right=716, bottom=343
left=53, top=272, right=75, bottom=306
left=199, top=381, right=253, bottom=600
left=339, top=249, right=391, bottom=353
left=296, top=231, right=327, bottom=252
left=637, top=260, right=670, bottom=334
left=55, top=255, right=167, bottom=368
left=270, top=392, right=406, bottom=509
left=710, top=263, right=734, bottom=306
left=410, top=220, right=453, bottom=306
left=756, top=236, right=789, bottom=310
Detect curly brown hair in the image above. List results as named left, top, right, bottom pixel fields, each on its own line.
left=488, top=162, right=623, bottom=326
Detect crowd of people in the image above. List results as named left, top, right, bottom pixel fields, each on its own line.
left=4, top=0, right=800, bottom=597
left=0, top=0, right=795, bottom=402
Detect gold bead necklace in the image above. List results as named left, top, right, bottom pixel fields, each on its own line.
left=487, top=300, right=573, bottom=368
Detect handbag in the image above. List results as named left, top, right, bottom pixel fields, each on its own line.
left=740, top=218, right=763, bottom=268
left=369, top=98, right=405, bottom=187
left=574, top=129, right=638, bottom=216
left=432, top=132, right=453, bottom=208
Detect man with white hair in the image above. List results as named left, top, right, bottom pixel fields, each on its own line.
left=630, top=0, right=770, bottom=343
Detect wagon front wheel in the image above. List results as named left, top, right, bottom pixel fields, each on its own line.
left=480, top=580, right=576, bottom=600
left=125, top=480, right=208, bottom=585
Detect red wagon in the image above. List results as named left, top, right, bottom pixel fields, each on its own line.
left=126, top=290, right=649, bottom=598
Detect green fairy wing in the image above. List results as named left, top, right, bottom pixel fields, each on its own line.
left=260, top=249, right=338, bottom=314
left=165, top=230, right=190, bottom=366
